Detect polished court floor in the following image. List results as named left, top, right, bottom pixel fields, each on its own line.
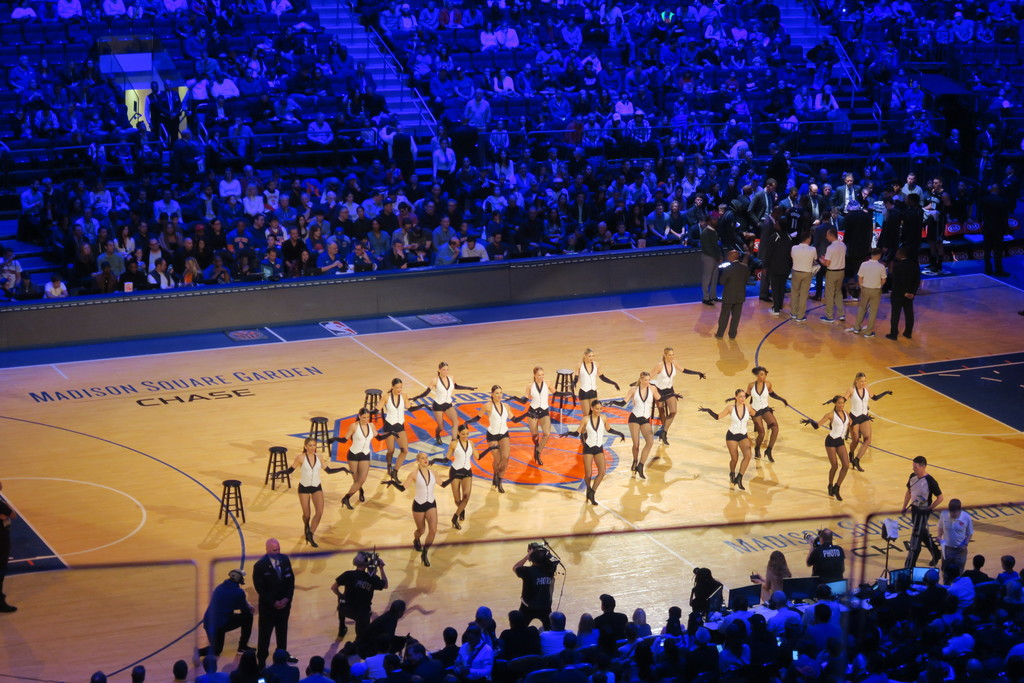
left=1, top=273, right=1023, bottom=681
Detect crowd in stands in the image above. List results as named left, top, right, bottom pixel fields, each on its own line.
left=87, top=551, right=1024, bottom=683
left=2, top=0, right=1024, bottom=301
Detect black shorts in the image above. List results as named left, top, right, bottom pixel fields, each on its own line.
left=628, top=414, right=649, bottom=425
left=578, top=389, right=597, bottom=401
left=582, top=444, right=604, bottom=456
left=412, top=500, right=437, bottom=513
left=382, top=420, right=404, bottom=435
left=527, top=407, right=550, bottom=420
left=348, top=451, right=371, bottom=462
left=825, top=436, right=846, bottom=448
left=298, top=484, right=322, bottom=494
left=431, top=402, right=453, bottom=412
left=449, top=467, right=472, bottom=480
left=851, top=414, right=870, bottom=425
left=726, top=431, right=748, bottom=442
left=754, top=407, right=774, bottom=418
left=657, top=387, right=675, bottom=402
left=486, top=432, right=509, bottom=443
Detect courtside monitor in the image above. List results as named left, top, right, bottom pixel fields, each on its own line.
left=728, top=584, right=763, bottom=610
left=782, top=577, right=820, bottom=602
left=824, top=579, right=848, bottom=597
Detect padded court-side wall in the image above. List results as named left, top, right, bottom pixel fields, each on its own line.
left=0, top=248, right=701, bottom=349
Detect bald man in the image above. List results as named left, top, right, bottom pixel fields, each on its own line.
left=253, top=538, right=296, bottom=666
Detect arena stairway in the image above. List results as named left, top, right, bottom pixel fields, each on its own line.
left=308, top=0, right=436, bottom=140
left=780, top=0, right=880, bottom=152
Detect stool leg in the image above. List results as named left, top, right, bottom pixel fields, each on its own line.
left=236, top=488, right=245, bottom=523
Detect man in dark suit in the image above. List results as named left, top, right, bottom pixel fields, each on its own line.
left=834, top=173, right=861, bottom=215
left=254, top=538, right=297, bottom=668
left=146, top=81, right=181, bottom=142
left=748, top=178, right=778, bottom=226
left=716, top=251, right=750, bottom=339
left=0, top=481, right=16, bottom=612
left=979, top=183, right=1012, bottom=276
left=886, top=248, right=920, bottom=340
left=762, top=219, right=793, bottom=316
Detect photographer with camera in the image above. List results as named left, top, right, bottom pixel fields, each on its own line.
left=331, top=550, right=389, bottom=643
left=805, top=529, right=846, bottom=581
left=514, top=542, right=559, bottom=628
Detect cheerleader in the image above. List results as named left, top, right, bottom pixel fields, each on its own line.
left=474, top=385, right=515, bottom=493
left=698, top=389, right=754, bottom=490
left=624, top=372, right=662, bottom=479
left=801, top=395, right=852, bottom=501
left=650, top=347, right=707, bottom=445
left=841, top=372, right=891, bottom=472
left=439, top=423, right=479, bottom=529
left=283, top=437, right=350, bottom=547
left=746, top=366, right=789, bottom=462
left=575, top=348, right=621, bottom=419
left=377, top=378, right=427, bottom=479
left=338, top=408, right=377, bottom=510
left=403, top=452, right=439, bottom=566
left=567, top=401, right=626, bottom=505
left=412, top=362, right=477, bottom=445
left=518, top=366, right=552, bottom=466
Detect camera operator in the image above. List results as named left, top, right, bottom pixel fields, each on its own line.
left=805, top=529, right=846, bottom=581
left=331, top=551, right=388, bottom=643
left=513, top=543, right=559, bottom=628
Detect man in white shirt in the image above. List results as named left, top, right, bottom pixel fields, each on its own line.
left=937, top=498, right=974, bottom=585
left=307, top=113, right=334, bottom=148
left=847, top=248, right=886, bottom=337
left=818, top=227, right=846, bottom=323
left=789, top=232, right=817, bottom=322
left=459, top=236, right=489, bottom=261
left=539, top=611, right=573, bottom=657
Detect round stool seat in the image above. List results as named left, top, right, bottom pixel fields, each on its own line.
left=223, top=479, right=241, bottom=487
left=269, top=446, right=287, bottom=454
left=310, top=416, right=329, bottom=426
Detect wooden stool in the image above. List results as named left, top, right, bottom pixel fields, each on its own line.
left=363, top=389, right=383, bottom=421
left=309, top=416, right=330, bottom=451
left=550, top=369, right=577, bottom=424
left=265, top=446, right=291, bottom=490
left=218, top=479, right=245, bottom=525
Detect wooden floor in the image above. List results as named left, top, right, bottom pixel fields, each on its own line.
left=2, top=274, right=1023, bottom=681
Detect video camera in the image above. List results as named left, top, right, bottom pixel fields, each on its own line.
left=804, top=530, right=826, bottom=547
left=528, top=540, right=561, bottom=566
left=359, top=548, right=382, bottom=571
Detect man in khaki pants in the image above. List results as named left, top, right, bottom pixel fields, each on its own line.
left=818, top=227, right=847, bottom=324
left=847, top=248, right=886, bottom=337
left=789, top=232, right=816, bottom=322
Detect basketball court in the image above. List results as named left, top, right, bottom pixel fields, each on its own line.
left=1, top=273, right=1023, bottom=681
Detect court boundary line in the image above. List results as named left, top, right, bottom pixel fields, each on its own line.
left=985, top=273, right=1024, bottom=292
left=869, top=374, right=1023, bottom=436
left=891, top=349, right=1024, bottom=371
left=2, top=496, right=70, bottom=570
left=891, top=359, right=1024, bottom=378
left=263, top=327, right=287, bottom=343
left=5, top=477, right=149, bottom=558
left=0, top=273, right=1006, bottom=373
left=348, top=336, right=428, bottom=388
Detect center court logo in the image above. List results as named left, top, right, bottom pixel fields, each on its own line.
left=289, top=392, right=631, bottom=490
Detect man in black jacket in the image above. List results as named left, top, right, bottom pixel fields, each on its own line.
left=979, top=183, right=1012, bottom=277
left=254, top=538, right=297, bottom=667
left=886, top=248, right=920, bottom=340
left=763, top=219, right=793, bottom=316
left=716, top=251, right=750, bottom=339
